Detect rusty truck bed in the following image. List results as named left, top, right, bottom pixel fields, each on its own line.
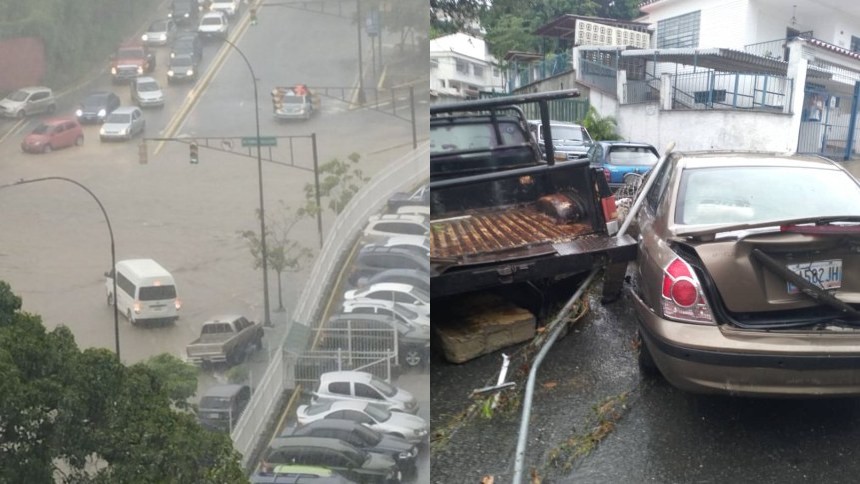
left=431, top=205, right=594, bottom=265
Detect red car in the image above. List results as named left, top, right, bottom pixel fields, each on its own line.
left=21, top=117, right=84, bottom=154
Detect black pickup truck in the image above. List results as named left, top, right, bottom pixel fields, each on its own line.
left=429, top=91, right=637, bottom=303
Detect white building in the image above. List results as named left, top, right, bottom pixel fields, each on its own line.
left=430, top=33, right=505, bottom=103
left=568, top=0, right=860, bottom=158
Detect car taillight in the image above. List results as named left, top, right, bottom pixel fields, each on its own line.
left=133, top=301, right=141, bottom=314
left=603, top=168, right=610, bottom=183
left=661, top=257, right=714, bottom=324
left=175, top=298, right=182, bottom=310
left=259, top=462, right=273, bottom=474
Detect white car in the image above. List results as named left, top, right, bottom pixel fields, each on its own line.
left=396, top=205, right=429, bottom=217
left=342, top=298, right=430, bottom=328
left=363, top=214, right=428, bottom=238
left=209, top=0, right=239, bottom=16
left=310, top=370, right=419, bottom=414
left=380, top=235, right=429, bottom=257
left=343, top=282, right=430, bottom=318
left=296, top=400, right=429, bottom=445
left=198, top=11, right=228, bottom=38
left=99, top=106, right=145, bottom=141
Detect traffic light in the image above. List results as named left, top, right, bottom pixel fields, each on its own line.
left=189, top=142, right=199, bottom=164
left=250, top=7, right=257, bottom=25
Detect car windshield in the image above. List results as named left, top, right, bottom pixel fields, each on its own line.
left=364, top=403, right=391, bottom=422
left=199, top=396, right=231, bottom=409
left=105, top=113, right=130, bottom=123
left=607, top=146, right=658, bottom=166
left=544, top=125, right=584, bottom=142
left=430, top=120, right=526, bottom=154
left=31, top=124, right=51, bottom=134
left=118, top=48, right=143, bottom=58
left=410, top=288, right=429, bottom=303
left=282, top=96, right=305, bottom=104
left=7, top=90, right=29, bottom=102
left=202, top=17, right=222, bottom=25
left=172, top=57, right=192, bottom=67
left=149, top=20, right=168, bottom=31
left=137, top=82, right=160, bottom=92
left=369, top=376, right=398, bottom=397
left=83, top=94, right=108, bottom=107
left=676, top=166, right=860, bottom=227
left=394, top=304, right=418, bottom=319
left=175, top=38, right=193, bottom=48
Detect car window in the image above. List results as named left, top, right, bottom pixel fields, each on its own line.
left=354, top=424, right=382, bottom=445
left=369, top=376, right=397, bottom=397
left=342, top=410, right=373, bottom=424
left=8, top=90, right=28, bottom=102
left=328, top=381, right=350, bottom=396
left=32, top=124, right=50, bottom=134
left=676, top=166, right=860, bottom=226
left=138, top=285, right=176, bottom=300
left=137, top=81, right=160, bottom=92
left=645, top=155, right=674, bottom=212
left=607, top=146, right=659, bottom=166
left=355, top=383, right=382, bottom=400
left=31, top=92, right=47, bottom=102
left=546, top=125, right=584, bottom=142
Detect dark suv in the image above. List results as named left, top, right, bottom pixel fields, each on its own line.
left=197, top=384, right=251, bottom=432
left=348, top=246, right=430, bottom=286
left=169, top=0, right=199, bottom=26
left=260, top=436, right=401, bottom=483
left=170, top=32, right=203, bottom=64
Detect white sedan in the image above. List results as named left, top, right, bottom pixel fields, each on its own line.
left=296, top=400, right=429, bottom=445
left=343, top=282, right=429, bottom=318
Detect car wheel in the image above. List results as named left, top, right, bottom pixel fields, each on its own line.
left=75, top=135, right=84, bottom=146
left=403, top=349, right=423, bottom=367
left=636, top=330, right=659, bottom=375
left=127, top=309, right=136, bottom=326
left=43, top=144, right=52, bottom=153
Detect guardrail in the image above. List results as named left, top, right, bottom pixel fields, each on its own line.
left=230, top=143, right=430, bottom=469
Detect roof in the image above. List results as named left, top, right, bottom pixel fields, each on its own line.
left=597, top=140, right=657, bottom=148
left=804, top=37, right=860, bottom=61
left=534, top=14, right=652, bottom=39
left=267, top=437, right=359, bottom=455
left=201, top=383, right=248, bottom=398
left=526, top=119, right=584, bottom=127
left=672, top=151, right=839, bottom=168
left=616, top=47, right=790, bottom=76
left=116, top=258, right=170, bottom=276
left=320, top=370, right=374, bottom=384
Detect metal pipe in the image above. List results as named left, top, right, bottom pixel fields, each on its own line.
left=616, top=142, right=676, bottom=240
left=512, top=268, right=600, bottom=484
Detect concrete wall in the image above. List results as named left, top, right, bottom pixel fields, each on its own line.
left=618, top=103, right=794, bottom=152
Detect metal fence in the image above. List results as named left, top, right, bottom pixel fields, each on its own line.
left=580, top=58, right=618, bottom=94
left=285, top=348, right=395, bottom=390
left=623, top=79, right=660, bottom=104
left=230, top=144, right=430, bottom=468
left=477, top=91, right=590, bottom=123
left=670, top=71, right=793, bottom=112
left=508, top=52, right=573, bottom=90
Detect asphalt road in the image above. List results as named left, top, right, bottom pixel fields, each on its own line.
left=430, top=270, right=860, bottom=484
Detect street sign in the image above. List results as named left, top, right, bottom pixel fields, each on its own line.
left=242, top=136, right=278, bottom=147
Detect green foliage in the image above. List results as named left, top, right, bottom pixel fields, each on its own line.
left=0, top=281, right=246, bottom=483
left=226, top=364, right=250, bottom=385
left=302, top=152, right=370, bottom=216
left=0, top=0, right=161, bottom=88
left=239, top=202, right=315, bottom=275
left=143, top=353, right=199, bottom=410
left=581, top=106, right=621, bottom=141
left=483, top=14, right=535, bottom=61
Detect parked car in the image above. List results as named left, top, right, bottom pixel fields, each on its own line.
left=526, top=119, right=594, bottom=161
left=310, top=371, right=419, bottom=414
left=363, top=214, right=428, bottom=238
left=198, top=11, right=228, bottom=39
left=75, top=91, right=121, bottom=124
left=210, top=0, right=240, bottom=17
left=251, top=465, right=356, bottom=484
left=348, top=246, right=430, bottom=286
left=186, top=314, right=263, bottom=366
left=259, top=437, right=401, bottom=484
left=361, top=269, right=429, bottom=294
left=166, top=54, right=200, bottom=83
left=99, top=106, right=145, bottom=141
left=295, top=400, right=429, bottom=445
left=587, top=140, right=660, bottom=190
left=631, top=151, right=860, bottom=397
left=170, top=32, right=203, bottom=64
left=169, top=0, right=199, bottom=26
left=279, top=420, right=418, bottom=475
left=197, top=383, right=251, bottom=432
left=21, top=117, right=84, bottom=154
left=130, top=76, right=165, bottom=108
left=323, top=314, right=430, bottom=368
left=343, top=283, right=429, bottom=318
left=342, top=299, right=430, bottom=329
left=0, top=86, right=55, bottom=118
left=371, top=235, right=429, bottom=258
left=141, top=18, right=176, bottom=46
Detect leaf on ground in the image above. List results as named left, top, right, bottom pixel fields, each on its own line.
left=542, top=381, right=558, bottom=389
left=481, top=475, right=495, bottom=484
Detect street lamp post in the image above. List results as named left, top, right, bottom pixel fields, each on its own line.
left=219, top=36, right=272, bottom=327
left=0, top=177, right=120, bottom=359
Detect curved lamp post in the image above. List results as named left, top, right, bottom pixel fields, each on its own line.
left=1, top=177, right=120, bottom=358
left=219, top=35, right=272, bottom=326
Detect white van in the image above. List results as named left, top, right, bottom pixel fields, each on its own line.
left=105, top=259, right=181, bottom=325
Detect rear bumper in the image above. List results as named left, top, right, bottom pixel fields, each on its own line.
left=631, top=290, right=860, bottom=397
left=188, top=354, right=228, bottom=365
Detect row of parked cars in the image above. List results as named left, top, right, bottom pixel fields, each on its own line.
left=250, top=370, right=428, bottom=483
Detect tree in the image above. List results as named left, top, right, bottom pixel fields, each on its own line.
left=0, top=281, right=246, bottom=483
left=142, top=353, right=199, bottom=410
left=581, top=106, right=621, bottom=140
left=239, top=202, right=315, bottom=313
left=302, top=152, right=370, bottom=217
left=483, top=14, right=535, bottom=60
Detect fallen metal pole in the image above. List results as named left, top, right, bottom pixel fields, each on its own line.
left=616, top=141, right=676, bottom=240
left=511, top=268, right=600, bottom=484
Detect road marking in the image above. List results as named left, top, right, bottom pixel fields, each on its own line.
left=0, top=119, right=27, bottom=145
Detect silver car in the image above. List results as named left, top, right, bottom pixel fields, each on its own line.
left=295, top=400, right=429, bottom=445
left=99, top=106, right=146, bottom=141
left=0, top=86, right=56, bottom=118
left=310, top=370, right=419, bottom=414
left=130, top=77, right=165, bottom=108
left=141, top=18, right=176, bottom=46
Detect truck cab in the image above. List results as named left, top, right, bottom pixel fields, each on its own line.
left=110, top=42, right=155, bottom=83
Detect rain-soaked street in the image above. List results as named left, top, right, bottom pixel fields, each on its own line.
left=431, top=258, right=860, bottom=483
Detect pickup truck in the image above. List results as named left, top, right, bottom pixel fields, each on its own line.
left=110, top=42, right=156, bottom=83
left=271, top=84, right=321, bottom=120
left=429, top=91, right=638, bottom=310
left=186, top=314, right=263, bottom=366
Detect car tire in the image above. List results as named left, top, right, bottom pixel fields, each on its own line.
left=75, top=135, right=84, bottom=146
left=636, top=330, right=659, bottom=375
left=403, top=349, right=423, bottom=367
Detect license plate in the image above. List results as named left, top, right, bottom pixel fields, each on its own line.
left=207, top=413, right=222, bottom=419
left=786, top=259, right=842, bottom=294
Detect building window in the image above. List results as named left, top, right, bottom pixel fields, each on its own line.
left=455, top=58, right=469, bottom=74
left=656, top=11, right=700, bottom=48
left=472, top=64, right=484, bottom=77
left=852, top=35, right=860, bottom=53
